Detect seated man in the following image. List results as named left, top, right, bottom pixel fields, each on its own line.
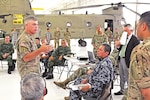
left=64, top=43, right=114, bottom=100
left=46, top=39, right=71, bottom=79
left=0, top=35, right=15, bottom=74
left=20, top=73, right=47, bottom=100
left=53, top=48, right=118, bottom=89
left=40, top=38, right=53, bottom=77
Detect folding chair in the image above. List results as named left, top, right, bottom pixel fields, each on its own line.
left=55, top=60, right=69, bottom=79
left=0, top=60, right=8, bottom=69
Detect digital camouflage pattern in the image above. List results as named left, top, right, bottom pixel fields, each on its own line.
left=64, top=31, right=71, bottom=47
left=105, top=30, right=113, bottom=45
left=69, top=57, right=114, bottom=99
left=0, top=42, right=14, bottom=66
left=54, top=31, right=60, bottom=49
left=48, top=45, right=71, bottom=68
left=91, top=33, right=108, bottom=57
left=123, top=37, right=150, bottom=100
left=16, top=32, right=40, bottom=79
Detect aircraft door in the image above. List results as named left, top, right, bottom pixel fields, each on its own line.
left=104, top=19, right=113, bottom=32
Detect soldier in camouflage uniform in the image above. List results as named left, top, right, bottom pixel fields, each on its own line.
left=0, top=35, right=14, bottom=74
left=64, top=28, right=71, bottom=47
left=123, top=11, right=150, bottom=100
left=91, top=25, right=108, bottom=58
left=105, top=27, right=113, bottom=45
left=54, top=27, right=60, bottom=49
left=46, top=39, right=71, bottom=79
left=16, top=16, right=53, bottom=79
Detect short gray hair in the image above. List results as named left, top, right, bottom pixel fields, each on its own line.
left=20, top=73, right=45, bottom=100
left=24, top=15, right=38, bottom=24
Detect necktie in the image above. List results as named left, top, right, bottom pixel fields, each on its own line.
left=119, top=37, right=128, bottom=58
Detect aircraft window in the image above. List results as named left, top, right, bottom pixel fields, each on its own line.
left=86, top=22, right=92, bottom=27
left=66, top=22, right=72, bottom=27
left=46, top=22, right=52, bottom=27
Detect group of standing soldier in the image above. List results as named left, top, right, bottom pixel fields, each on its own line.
left=45, top=27, right=71, bottom=49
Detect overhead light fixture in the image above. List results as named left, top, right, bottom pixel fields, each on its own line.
left=46, top=22, right=52, bottom=27
left=66, top=22, right=72, bottom=27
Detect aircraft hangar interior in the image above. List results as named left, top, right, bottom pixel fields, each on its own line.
left=0, top=0, right=150, bottom=100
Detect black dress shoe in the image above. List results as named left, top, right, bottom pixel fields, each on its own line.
left=46, top=74, right=54, bottom=79
left=8, top=70, right=11, bottom=74
left=114, top=91, right=123, bottom=95
left=42, top=72, right=48, bottom=77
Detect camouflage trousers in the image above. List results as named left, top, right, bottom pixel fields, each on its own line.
left=54, top=39, right=59, bottom=49
left=67, top=67, right=88, bottom=82
left=48, top=57, right=66, bottom=70
left=0, top=55, right=13, bottom=66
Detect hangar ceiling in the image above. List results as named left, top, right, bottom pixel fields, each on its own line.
left=30, top=0, right=150, bottom=24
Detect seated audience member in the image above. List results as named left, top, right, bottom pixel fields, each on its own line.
left=20, top=73, right=47, bottom=100
left=54, top=48, right=118, bottom=90
left=0, top=35, right=15, bottom=74
left=46, top=39, right=71, bottom=79
left=64, top=43, right=114, bottom=100
left=40, top=38, right=53, bottom=77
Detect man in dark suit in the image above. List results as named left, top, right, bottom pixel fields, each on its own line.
left=114, top=24, right=140, bottom=95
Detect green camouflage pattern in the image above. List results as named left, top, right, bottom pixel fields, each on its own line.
left=48, top=45, right=71, bottom=68
left=0, top=42, right=14, bottom=66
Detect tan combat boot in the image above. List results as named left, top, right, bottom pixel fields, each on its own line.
left=54, top=78, right=70, bottom=89
left=64, top=96, right=69, bottom=100
left=53, top=81, right=66, bottom=89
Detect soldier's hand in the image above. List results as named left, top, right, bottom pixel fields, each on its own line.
left=39, top=44, right=53, bottom=53
left=59, top=55, right=62, bottom=60
left=87, top=69, right=93, bottom=75
left=2, top=54, right=7, bottom=58
left=5, top=53, right=10, bottom=57
left=49, top=56, right=54, bottom=61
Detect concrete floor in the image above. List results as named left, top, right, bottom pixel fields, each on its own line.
left=0, top=39, right=124, bottom=100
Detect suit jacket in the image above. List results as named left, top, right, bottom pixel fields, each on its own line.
left=118, top=35, right=140, bottom=68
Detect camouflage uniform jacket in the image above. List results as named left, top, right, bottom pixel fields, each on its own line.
left=54, top=31, right=60, bottom=40
left=0, top=42, right=14, bottom=59
left=16, top=31, right=40, bottom=78
left=125, top=37, right=150, bottom=100
left=105, top=30, right=113, bottom=39
left=91, top=33, right=108, bottom=56
left=52, top=46, right=71, bottom=57
left=64, top=31, right=71, bottom=39
left=91, top=33, right=108, bottom=49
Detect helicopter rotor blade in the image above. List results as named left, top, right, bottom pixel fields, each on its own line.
left=123, top=5, right=141, bottom=16
left=53, top=2, right=150, bottom=12
left=53, top=3, right=112, bottom=11
left=123, top=2, right=150, bottom=5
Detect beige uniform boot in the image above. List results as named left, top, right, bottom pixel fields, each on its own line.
left=64, top=96, right=69, bottom=100
left=53, top=78, right=70, bottom=89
